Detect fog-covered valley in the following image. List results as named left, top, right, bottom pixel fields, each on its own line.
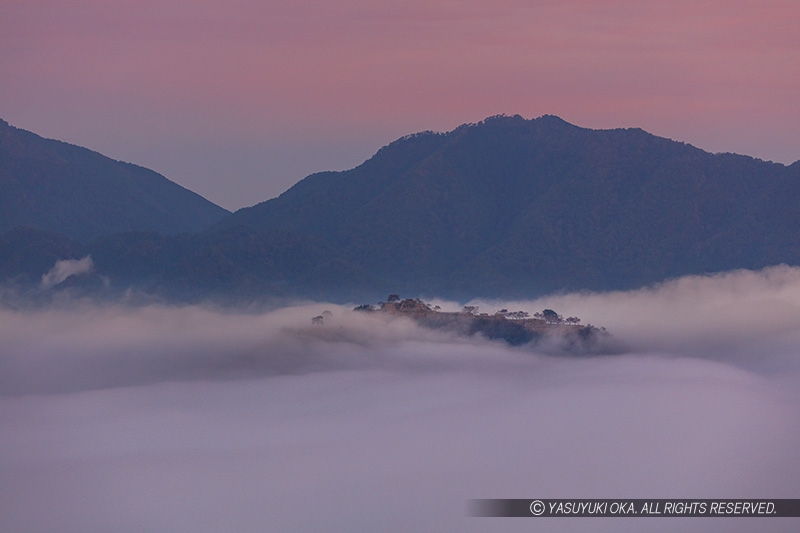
left=3, top=266, right=800, bottom=531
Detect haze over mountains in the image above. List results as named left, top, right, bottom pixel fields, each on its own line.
left=2, top=114, right=799, bottom=302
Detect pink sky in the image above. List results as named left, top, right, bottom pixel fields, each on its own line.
left=2, top=0, right=799, bottom=209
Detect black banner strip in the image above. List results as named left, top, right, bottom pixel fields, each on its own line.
left=468, top=499, right=800, bottom=517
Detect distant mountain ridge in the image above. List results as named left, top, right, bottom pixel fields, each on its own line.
left=0, top=118, right=229, bottom=241
left=3, top=114, right=800, bottom=303
left=223, top=114, right=800, bottom=297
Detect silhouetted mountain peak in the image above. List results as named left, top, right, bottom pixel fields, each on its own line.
left=220, top=114, right=800, bottom=299
left=0, top=118, right=229, bottom=241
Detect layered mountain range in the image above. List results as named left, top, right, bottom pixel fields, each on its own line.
left=2, top=114, right=799, bottom=303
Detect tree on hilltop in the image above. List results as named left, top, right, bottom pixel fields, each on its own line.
left=541, top=309, right=563, bottom=324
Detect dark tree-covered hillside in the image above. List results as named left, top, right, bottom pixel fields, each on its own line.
left=4, top=115, right=800, bottom=303
left=0, top=119, right=229, bottom=242
left=219, top=114, right=800, bottom=298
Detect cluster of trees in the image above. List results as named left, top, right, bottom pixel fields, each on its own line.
left=311, top=310, right=333, bottom=325
left=492, top=308, right=531, bottom=319
left=489, top=308, right=582, bottom=324
left=532, top=309, right=581, bottom=325
left=462, top=306, right=581, bottom=324
left=353, top=296, right=583, bottom=327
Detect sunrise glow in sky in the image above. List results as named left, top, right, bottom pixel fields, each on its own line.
left=2, top=0, right=799, bottom=209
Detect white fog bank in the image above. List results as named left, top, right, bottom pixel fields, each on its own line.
left=2, top=266, right=800, bottom=532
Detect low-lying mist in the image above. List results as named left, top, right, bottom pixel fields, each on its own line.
left=2, top=266, right=800, bottom=532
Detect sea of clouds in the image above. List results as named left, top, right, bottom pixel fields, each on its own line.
left=2, top=266, right=800, bottom=532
